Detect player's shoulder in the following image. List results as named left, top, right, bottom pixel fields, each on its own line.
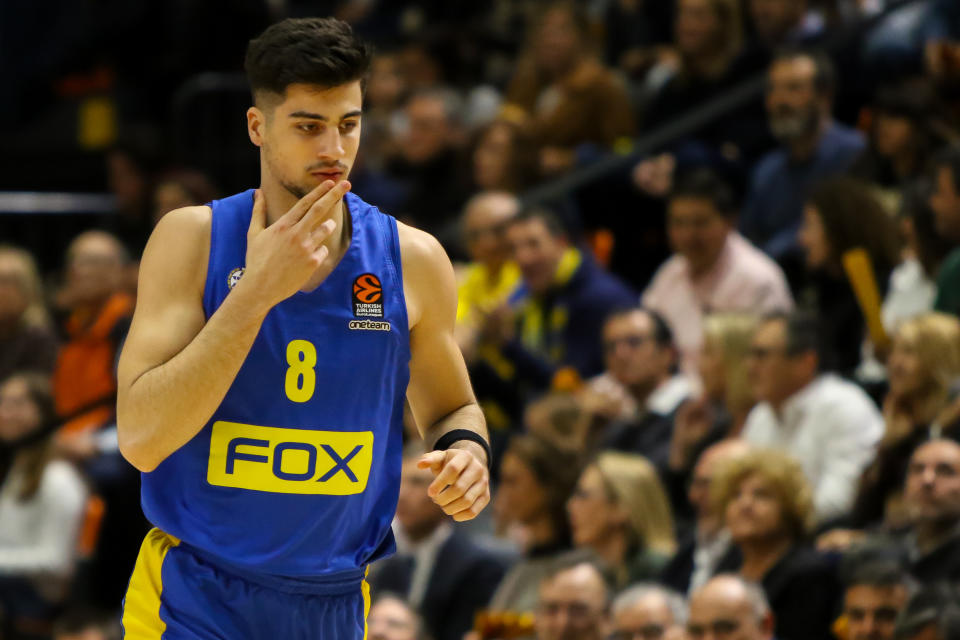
left=153, top=205, right=212, bottom=237
left=394, top=221, right=456, bottom=327
left=395, top=220, right=451, bottom=276
left=141, top=205, right=212, bottom=281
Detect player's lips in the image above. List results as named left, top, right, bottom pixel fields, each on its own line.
left=311, top=170, right=344, bottom=181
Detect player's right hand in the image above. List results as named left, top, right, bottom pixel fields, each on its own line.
left=240, top=180, right=350, bottom=309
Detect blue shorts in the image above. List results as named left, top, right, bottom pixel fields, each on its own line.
left=121, top=529, right=370, bottom=639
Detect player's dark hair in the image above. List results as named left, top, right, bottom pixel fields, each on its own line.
left=670, top=168, right=738, bottom=220
left=245, top=18, right=373, bottom=102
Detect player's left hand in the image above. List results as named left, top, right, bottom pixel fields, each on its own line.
left=417, top=447, right=490, bottom=522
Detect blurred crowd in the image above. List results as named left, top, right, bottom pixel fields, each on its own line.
left=5, top=0, right=960, bottom=639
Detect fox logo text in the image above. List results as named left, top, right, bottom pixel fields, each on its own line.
left=207, top=421, right=373, bottom=495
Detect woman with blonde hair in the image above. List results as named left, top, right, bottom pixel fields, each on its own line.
left=668, top=314, right=759, bottom=481
left=567, top=451, right=676, bottom=588
left=0, top=246, right=58, bottom=381
left=712, top=449, right=840, bottom=640
left=853, top=312, right=960, bottom=527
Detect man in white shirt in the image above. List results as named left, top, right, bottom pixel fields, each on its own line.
left=742, top=312, right=883, bottom=521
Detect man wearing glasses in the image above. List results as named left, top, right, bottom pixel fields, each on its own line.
left=534, top=553, right=611, bottom=640
left=742, top=311, right=882, bottom=522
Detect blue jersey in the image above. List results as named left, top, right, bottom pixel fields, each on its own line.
left=140, top=189, right=410, bottom=578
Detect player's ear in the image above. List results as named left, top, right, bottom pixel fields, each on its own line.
left=247, top=106, right=266, bottom=147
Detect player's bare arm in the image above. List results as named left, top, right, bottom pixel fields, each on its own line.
left=399, top=222, right=491, bottom=522
left=117, top=180, right=350, bottom=472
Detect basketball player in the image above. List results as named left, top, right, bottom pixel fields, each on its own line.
left=115, top=18, right=490, bottom=639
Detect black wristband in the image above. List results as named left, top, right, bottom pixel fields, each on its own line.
left=433, top=429, right=492, bottom=472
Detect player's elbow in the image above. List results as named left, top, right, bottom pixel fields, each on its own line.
left=116, top=415, right=161, bottom=473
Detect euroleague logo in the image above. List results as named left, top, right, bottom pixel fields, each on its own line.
left=352, top=273, right=384, bottom=318
left=227, top=267, right=245, bottom=290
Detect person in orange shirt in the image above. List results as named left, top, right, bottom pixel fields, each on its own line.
left=52, top=231, right=133, bottom=450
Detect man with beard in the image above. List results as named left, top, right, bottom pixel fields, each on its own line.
left=738, top=49, right=864, bottom=269
left=897, top=439, right=960, bottom=584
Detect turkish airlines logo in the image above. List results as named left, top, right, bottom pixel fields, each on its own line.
left=352, top=273, right=384, bottom=317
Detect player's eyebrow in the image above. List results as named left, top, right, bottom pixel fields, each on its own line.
left=288, top=110, right=363, bottom=121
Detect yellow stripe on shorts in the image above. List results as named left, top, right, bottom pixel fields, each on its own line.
left=122, top=528, right=180, bottom=639
left=362, top=565, right=371, bottom=640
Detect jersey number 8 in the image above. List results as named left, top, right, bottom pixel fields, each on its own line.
left=285, top=339, right=317, bottom=403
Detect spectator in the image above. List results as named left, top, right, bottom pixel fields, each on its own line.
left=850, top=86, right=938, bottom=197
left=471, top=120, right=539, bottom=194
left=104, top=136, right=160, bottom=256
left=360, top=52, right=407, bottom=169
left=0, top=373, right=88, bottom=638
left=797, top=176, right=902, bottom=374
left=739, top=49, right=866, bottom=264
left=487, top=434, right=581, bottom=617
left=657, top=314, right=758, bottom=505
left=150, top=168, right=220, bottom=227
left=609, top=583, right=688, bottom=640
left=713, top=448, right=841, bottom=640
left=929, top=147, right=960, bottom=317
left=853, top=313, right=960, bottom=529
left=897, top=439, right=960, bottom=584
left=641, top=0, right=772, bottom=166
left=893, top=584, right=960, bottom=640
left=592, top=308, right=691, bottom=466
left=456, top=192, right=521, bottom=360
left=50, top=231, right=141, bottom=609
left=567, top=452, right=676, bottom=589
left=367, top=594, right=427, bottom=640
left=523, top=392, right=591, bottom=452
left=387, top=87, right=470, bottom=243
left=643, top=169, right=792, bottom=377
left=0, top=246, right=59, bottom=382
left=603, top=0, right=674, bottom=80
left=881, top=182, right=947, bottom=339
left=534, top=551, right=611, bottom=640
left=504, top=2, right=635, bottom=176
left=52, top=608, right=121, bottom=640
left=52, top=231, right=133, bottom=438
left=746, top=0, right=824, bottom=53
left=670, top=314, right=759, bottom=476
left=839, top=560, right=914, bottom=640
left=686, top=574, right=775, bottom=640
left=743, top=311, right=883, bottom=521
left=661, top=439, right=753, bottom=594
left=485, top=207, right=635, bottom=390
left=369, top=442, right=508, bottom=640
